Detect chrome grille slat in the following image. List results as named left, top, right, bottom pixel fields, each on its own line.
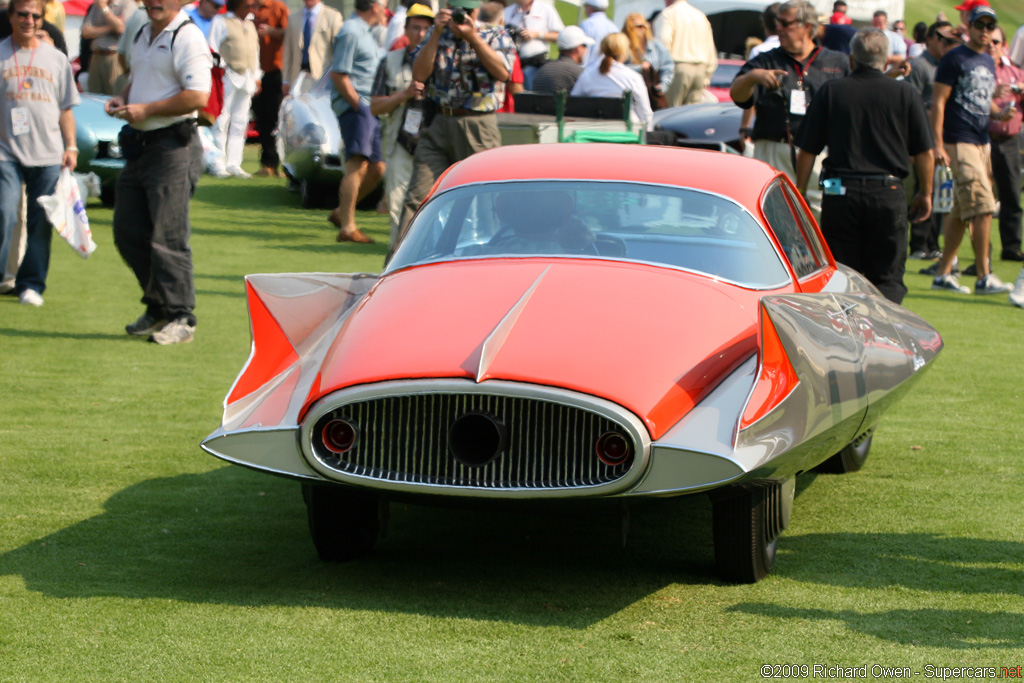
left=310, top=392, right=635, bottom=490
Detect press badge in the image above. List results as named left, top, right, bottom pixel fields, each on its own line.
left=789, top=89, right=807, bottom=116
left=822, top=178, right=846, bottom=196
left=402, top=107, right=422, bottom=136
left=11, top=107, right=29, bottom=136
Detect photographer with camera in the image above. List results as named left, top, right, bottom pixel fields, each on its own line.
left=503, top=0, right=563, bottom=91
left=395, top=0, right=516, bottom=242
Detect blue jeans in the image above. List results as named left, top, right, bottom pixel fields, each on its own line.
left=0, top=161, right=60, bottom=295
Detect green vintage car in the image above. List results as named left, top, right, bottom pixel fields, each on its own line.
left=75, top=93, right=124, bottom=206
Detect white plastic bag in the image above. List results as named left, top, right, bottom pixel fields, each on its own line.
left=38, top=167, right=97, bottom=259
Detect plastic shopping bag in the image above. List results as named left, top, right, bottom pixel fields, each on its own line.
left=38, top=167, right=97, bottom=258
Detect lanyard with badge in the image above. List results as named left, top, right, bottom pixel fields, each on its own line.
left=789, top=46, right=820, bottom=116
left=10, top=44, right=38, bottom=136
left=784, top=46, right=820, bottom=170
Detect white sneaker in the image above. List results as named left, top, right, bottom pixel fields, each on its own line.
left=149, top=317, right=195, bottom=345
left=975, top=273, right=1012, bottom=295
left=226, top=166, right=251, bottom=179
left=1009, top=270, right=1024, bottom=308
left=18, top=289, right=43, bottom=307
left=209, top=167, right=231, bottom=179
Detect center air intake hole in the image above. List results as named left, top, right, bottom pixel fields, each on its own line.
left=448, top=412, right=507, bottom=467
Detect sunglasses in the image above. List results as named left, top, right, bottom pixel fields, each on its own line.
left=632, top=24, right=647, bottom=29
left=939, top=35, right=959, bottom=45
left=15, top=10, right=43, bottom=20
left=776, top=18, right=805, bottom=28
left=972, top=21, right=997, bottom=31
left=992, top=39, right=1002, bottom=45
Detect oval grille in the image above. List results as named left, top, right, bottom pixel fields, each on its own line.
left=309, top=393, right=636, bottom=489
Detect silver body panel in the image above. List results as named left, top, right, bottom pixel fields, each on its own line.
left=203, top=265, right=941, bottom=501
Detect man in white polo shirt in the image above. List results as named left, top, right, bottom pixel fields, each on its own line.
left=105, top=0, right=212, bottom=345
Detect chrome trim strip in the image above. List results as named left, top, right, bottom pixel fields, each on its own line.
left=201, top=426, right=322, bottom=480
left=298, top=379, right=652, bottom=499
left=477, top=266, right=550, bottom=382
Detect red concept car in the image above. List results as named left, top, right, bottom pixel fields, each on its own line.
left=203, top=145, right=942, bottom=583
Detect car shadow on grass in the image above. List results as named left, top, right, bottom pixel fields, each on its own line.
left=0, top=467, right=720, bottom=627
left=726, top=603, right=1023, bottom=649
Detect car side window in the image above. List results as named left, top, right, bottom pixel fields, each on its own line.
left=782, top=185, right=829, bottom=269
left=761, top=184, right=819, bottom=279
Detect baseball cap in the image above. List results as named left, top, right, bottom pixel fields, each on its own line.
left=557, top=25, right=595, bottom=50
left=448, top=0, right=481, bottom=9
left=585, top=0, right=609, bottom=9
left=969, top=6, right=997, bottom=24
left=953, top=0, right=988, bottom=12
left=407, top=3, right=435, bottom=19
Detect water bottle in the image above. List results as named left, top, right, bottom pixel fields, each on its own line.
left=933, top=165, right=954, bottom=214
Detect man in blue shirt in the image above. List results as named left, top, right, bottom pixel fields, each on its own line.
left=329, top=0, right=387, bottom=244
left=186, top=0, right=223, bottom=40
left=929, top=5, right=1016, bottom=295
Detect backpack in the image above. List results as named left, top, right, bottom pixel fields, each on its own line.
left=134, top=19, right=224, bottom=126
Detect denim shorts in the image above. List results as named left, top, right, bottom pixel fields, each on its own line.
left=339, top=103, right=383, bottom=163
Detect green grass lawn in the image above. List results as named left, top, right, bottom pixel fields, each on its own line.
left=2, top=147, right=1023, bottom=681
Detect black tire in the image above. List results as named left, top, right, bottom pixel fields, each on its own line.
left=711, top=485, right=777, bottom=583
left=817, top=433, right=873, bottom=474
left=300, top=180, right=326, bottom=209
left=303, top=484, right=380, bottom=562
left=100, top=185, right=116, bottom=207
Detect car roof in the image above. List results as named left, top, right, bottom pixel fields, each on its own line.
left=433, top=144, right=783, bottom=213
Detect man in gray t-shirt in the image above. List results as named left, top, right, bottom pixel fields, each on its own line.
left=905, top=20, right=957, bottom=259
left=0, top=0, right=79, bottom=307
left=907, top=21, right=958, bottom=109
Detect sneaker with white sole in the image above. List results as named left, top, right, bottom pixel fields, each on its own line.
left=975, top=273, right=1012, bottom=295
left=932, top=274, right=970, bottom=294
left=226, top=166, right=251, bottom=179
left=148, top=317, right=195, bottom=345
left=126, top=312, right=167, bottom=336
left=1009, top=270, right=1024, bottom=308
left=18, top=289, right=43, bottom=306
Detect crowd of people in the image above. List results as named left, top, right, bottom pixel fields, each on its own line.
left=1, top=0, right=1024, bottom=344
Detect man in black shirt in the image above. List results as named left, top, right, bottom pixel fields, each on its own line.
left=730, top=0, right=848, bottom=218
left=794, top=28, right=934, bottom=304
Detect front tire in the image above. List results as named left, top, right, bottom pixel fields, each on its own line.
left=817, top=432, right=873, bottom=474
left=303, top=484, right=380, bottom=562
left=711, top=485, right=779, bottom=583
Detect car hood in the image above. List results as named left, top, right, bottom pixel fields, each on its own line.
left=313, top=258, right=762, bottom=439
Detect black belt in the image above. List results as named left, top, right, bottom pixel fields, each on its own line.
left=139, top=120, right=197, bottom=144
left=824, top=174, right=903, bottom=186
left=754, top=134, right=788, bottom=143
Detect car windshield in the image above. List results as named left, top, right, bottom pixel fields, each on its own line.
left=387, top=180, right=791, bottom=288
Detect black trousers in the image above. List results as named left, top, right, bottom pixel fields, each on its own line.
left=992, top=133, right=1022, bottom=253
left=908, top=165, right=942, bottom=254
left=113, top=129, right=203, bottom=326
left=251, top=69, right=283, bottom=170
left=821, top=180, right=908, bottom=304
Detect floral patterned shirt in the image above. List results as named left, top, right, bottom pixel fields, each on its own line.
left=413, top=22, right=516, bottom=113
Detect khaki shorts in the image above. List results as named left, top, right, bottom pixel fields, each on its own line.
left=946, top=142, right=996, bottom=221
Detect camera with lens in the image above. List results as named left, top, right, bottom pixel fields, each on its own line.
left=504, top=23, right=526, bottom=48
left=1010, top=83, right=1023, bottom=95
left=451, top=7, right=467, bottom=24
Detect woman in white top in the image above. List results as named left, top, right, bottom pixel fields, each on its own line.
left=570, top=32, right=653, bottom=130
